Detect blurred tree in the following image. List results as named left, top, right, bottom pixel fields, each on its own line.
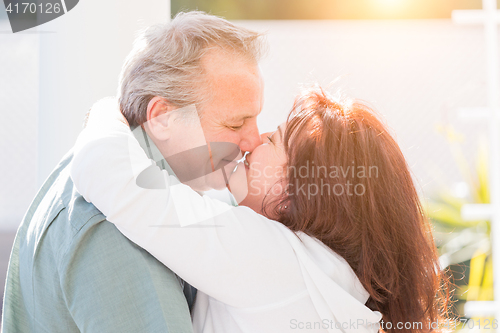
left=172, top=0, right=500, bottom=20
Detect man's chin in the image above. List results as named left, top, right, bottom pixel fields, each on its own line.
left=182, top=174, right=227, bottom=192
left=182, top=178, right=212, bottom=192
left=227, top=162, right=249, bottom=203
left=205, top=175, right=230, bottom=191
left=182, top=165, right=243, bottom=193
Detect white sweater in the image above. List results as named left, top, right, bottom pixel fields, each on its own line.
left=70, top=118, right=382, bottom=333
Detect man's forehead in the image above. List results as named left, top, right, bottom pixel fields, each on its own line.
left=201, top=47, right=257, bottom=73
left=207, top=74, right=263, bottom=119
left=200, top=48, right=264, bottom=122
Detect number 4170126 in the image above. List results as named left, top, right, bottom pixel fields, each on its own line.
left=5, top=2, right=62, bottom=14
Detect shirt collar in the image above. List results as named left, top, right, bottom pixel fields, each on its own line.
left=131, top=125, right=177, bottom=177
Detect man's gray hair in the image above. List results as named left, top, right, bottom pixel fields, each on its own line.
left=118, top=11, right=265, bottom=127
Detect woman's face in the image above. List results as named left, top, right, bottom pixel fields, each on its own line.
left=230, top=123, right=287, bottom=215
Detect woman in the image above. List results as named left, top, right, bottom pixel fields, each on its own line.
left=70, top=87, right=449, bottom=332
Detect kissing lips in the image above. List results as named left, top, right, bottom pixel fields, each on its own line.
left=243, top=156, right=250, bottom=170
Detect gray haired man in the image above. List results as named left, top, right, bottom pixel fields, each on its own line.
left=1, top=11, right=265, bottom=332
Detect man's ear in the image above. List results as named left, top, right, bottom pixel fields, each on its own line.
left=145, top=96, right=175, bottom=141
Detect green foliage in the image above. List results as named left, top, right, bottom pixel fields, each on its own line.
left=426, top=126, right=492, bottom=329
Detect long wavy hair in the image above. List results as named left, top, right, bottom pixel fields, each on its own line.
left=265, top=87, right=451, bottom=332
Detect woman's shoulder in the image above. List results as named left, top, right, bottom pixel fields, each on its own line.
left=282, top=227, right=370, bottom=303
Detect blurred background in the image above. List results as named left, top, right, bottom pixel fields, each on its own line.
left=1, top=0, right=498, bottom=328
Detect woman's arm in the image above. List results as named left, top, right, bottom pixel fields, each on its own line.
left=70, top=99, right=305, bottom=308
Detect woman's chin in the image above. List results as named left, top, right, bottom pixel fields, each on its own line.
left=238, top=197, right=269, bottom=217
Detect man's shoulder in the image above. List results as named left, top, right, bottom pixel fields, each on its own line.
left=18, top=150, right=106, bottom=257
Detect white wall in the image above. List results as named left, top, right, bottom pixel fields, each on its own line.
left=37, top=0, right=171, bottom=186
left=0, top=19, right=39, bottom=230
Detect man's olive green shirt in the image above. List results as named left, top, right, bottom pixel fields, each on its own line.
left=1, top=128, right=194, bottom=332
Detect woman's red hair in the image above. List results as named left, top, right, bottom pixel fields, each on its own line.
left=266, top=87, right=451, bottom=332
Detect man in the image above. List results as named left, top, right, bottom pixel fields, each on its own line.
left=1, top=11, right=265, bottom=332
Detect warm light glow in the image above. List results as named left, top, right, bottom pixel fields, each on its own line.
left=371, top=0, right=411, bottom=17
left=377, top=0, right=403, bottom=5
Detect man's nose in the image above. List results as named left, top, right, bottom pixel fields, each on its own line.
left=239, top=121, right=262, bottom=154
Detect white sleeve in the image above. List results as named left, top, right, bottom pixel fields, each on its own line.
left=70, top=118, right=305, bottom=308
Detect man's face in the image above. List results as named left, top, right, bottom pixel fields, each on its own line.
left=198, top=49, right=264, bottom=153
left=148, top=49, right=264, bottom=192
left=196, top=49, right=264, bottom=190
